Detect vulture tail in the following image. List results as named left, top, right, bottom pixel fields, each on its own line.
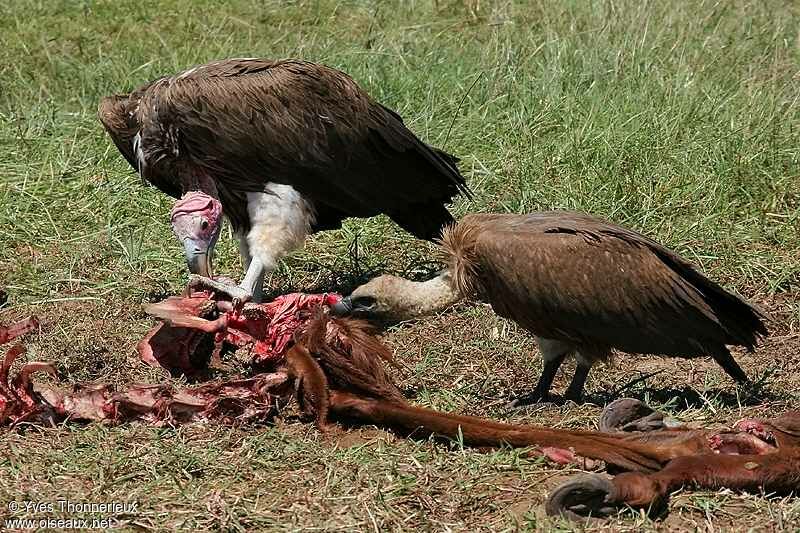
left=391, top=203, right=456, bottom=242
left=378, top=103, right=472, bottom=200
left=710, top=347, right=750, bottom=383
left=653, top=249, right=769, bottom=350
left=430, top=147, right=473, bottom=200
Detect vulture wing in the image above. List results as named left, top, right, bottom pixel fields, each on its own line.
left=458, top=212, right=766, bottom=357
left=98, top=79, right=183, bottom=199
left=122, top=59, right=469, bottom=236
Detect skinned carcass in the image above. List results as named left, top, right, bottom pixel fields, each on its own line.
left=2, top=291, right=798, bottom=521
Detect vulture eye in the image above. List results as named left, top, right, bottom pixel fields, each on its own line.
left=200, top=219, right=209, bottom=231
left=352, top=296, right=377, bottom=309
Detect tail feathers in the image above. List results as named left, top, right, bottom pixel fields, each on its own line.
left=690, top=275, right=769, bottom=350
left=391, top=203, right=456, bottom=242
left=711, top=347, right=750, bottom=383
left=377, top=103, right=471, bottom=201
left=431, top=147, right=473, bottom=200
left=653, top=249, right=769, bottom=349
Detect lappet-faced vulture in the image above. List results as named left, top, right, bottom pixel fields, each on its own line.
left=99, top=58, right=470, bottom=302
left=331, top=212, right=768, bottom=405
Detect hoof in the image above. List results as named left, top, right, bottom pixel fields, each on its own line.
left=546, top=474, right=619, bottom=521
left=599, top=398, right=677, bottom=433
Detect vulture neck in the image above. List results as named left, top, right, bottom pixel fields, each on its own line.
left=392, top=272, right=462, bottom=319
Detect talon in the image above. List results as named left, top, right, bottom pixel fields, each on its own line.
left=509, top=390, right=551, bottom=408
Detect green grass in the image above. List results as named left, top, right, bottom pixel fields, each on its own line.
left=1, top=0, right=799, bottom=530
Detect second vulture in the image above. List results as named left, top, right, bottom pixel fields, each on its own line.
left=99, top=58, right=470, bottom=302
left=332, top=212, right=768, bottom=405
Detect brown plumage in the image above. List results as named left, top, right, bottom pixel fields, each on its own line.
left=338, top=211, right=768, bottom=404
left=98, top=58, right=469, bottom=237
left=99, top=58, right=470, bottom=303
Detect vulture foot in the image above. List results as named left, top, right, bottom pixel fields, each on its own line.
left=545, top=474, right=620, bottom=521
left=562, top=388, right=585, bottom=404
left=508, top=389, right=553, bottom=408
left=599, top=398, right=681, bottom=433
left=187, top=274, right=252, bottom=308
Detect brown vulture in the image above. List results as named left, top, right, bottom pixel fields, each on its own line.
left=99, top=58, right=470, bottom=302
left=331, top=212, right=768, bottom=405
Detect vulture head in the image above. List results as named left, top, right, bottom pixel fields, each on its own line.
left=331, top=272, right=462, bottom=324
left=170, top=192, right=223, bottom=278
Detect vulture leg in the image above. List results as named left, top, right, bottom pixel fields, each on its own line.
left=563, top=347, right=607, bottom=403
left=240, top=257, right=266, bottom=304
left=236, top=234, right=265, bottom=303
left=238, top=187, right=313, bottom=301
left=510, top=338, right=574, bottom=407
left=564, top=362, right=592, bottom=403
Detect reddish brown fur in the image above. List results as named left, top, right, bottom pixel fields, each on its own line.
left=284, top=343, right=330, bottom=430
left=608, top=412, right=800, bottom=509
left=328, top=390, right=671, bottom=472
left=612, top=448, right=800, bottom=509
left=327, top=388, right=800, bottom=502
left=300, top=311, right=406, bottom=405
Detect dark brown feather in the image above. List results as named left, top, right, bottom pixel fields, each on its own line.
left=441, top=212, right=767, bottom=366
left=99, top=58, right=470, bottom=238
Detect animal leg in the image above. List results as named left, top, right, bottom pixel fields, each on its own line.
left=236, top=232, right=265, bottom=303
left=285, top=344, right=331, bottom=431
left=510, top=338, right=574, bottom=407
left=329, top=390, right=668, bottom=472
left=563, top=361, right=592, bottom=403
left=549, top=446, right=800, bottom=522
left=239, top=257, right=266, bottom=304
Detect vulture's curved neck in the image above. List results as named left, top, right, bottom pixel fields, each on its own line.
left=393, top=272, right=462, bottom=319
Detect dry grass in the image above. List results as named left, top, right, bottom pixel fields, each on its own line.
left=1, top=0, right=799, bottom=530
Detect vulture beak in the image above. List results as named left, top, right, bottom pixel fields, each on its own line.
left=170, top=192, right=223, bottom=279
left=183, top=238, right=213, bottom=278
left=329, top=296, right=353, bottom=317
left=330, top=296, right=377, bottom=318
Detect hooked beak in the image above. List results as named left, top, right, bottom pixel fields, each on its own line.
left=330, top=296, right=380, bottom=319
left=183, top=238, right=213, bottom=278
left=329, top=296, right=353, bottom=317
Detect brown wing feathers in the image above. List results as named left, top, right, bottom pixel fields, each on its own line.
left=99, top=59, right=470, bottom=236
left=441, top=212, right=767, bottom=364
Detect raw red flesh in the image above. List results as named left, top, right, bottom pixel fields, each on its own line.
left=139, top=291, right=343, bottom=375
left=2, top=293, right=799, bottom=512
left=0, top=316, right=39, bottom=345
left=1, top=313, right=291, bottom=427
